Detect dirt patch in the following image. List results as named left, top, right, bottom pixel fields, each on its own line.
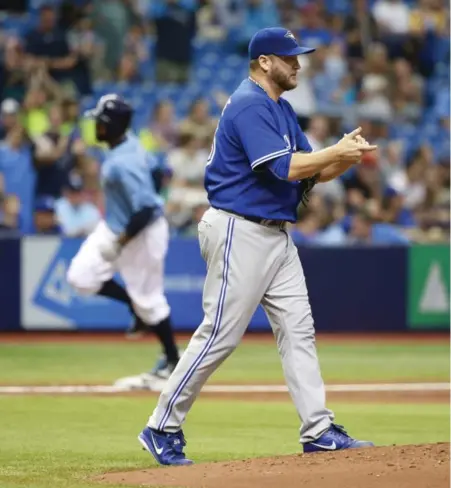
left=96, top=443, right=450, bottom=488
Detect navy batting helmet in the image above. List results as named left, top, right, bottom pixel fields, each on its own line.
left=85, top=94, right=133, bottom=140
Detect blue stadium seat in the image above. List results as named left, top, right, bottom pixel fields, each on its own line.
left=129, top=95, right=144, bottom=110
left=388, top=122, right=417, bottom=141
left=80, top=96, right=96, bottom=113
left=114, top=82, right=139, bottom=98
left=92, top=81, right=118, bottom=97
left=197, top=52, right=220, bottom=67
left=223, top=54, right=246, bottom=69
left=195, top=67, right=214, bottom=83
left=0, top=14, right=32, bottom=36
left=141, top=82, right=156, bottom=97
left=324, top=0, right=351, bottom=14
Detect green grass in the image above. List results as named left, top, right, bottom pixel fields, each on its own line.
left=0, top=338, right=449, bottom=487
left=1, top=340, right=449, bottom=384
left=0, top=396, right=448, bottom=488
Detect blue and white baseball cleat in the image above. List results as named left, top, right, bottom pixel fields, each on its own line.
left=150, top=354, right=176, bottom=379
left=138, top=427, right=193, bottom=466
left=113, top=352, right=181, bottom=390
left=303, top=424, right=374, bottom=453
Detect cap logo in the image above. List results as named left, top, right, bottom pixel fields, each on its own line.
left=284, top=30, right=297, bottom=43
left=97, top=94, right=119, bottom=112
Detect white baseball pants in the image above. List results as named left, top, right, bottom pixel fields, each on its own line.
left=67, top=217, right=170, bottom=324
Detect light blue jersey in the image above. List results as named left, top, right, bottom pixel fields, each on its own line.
left=101, top=136, right=164, bottom=234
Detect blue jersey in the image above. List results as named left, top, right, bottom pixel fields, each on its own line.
left=101, top=135, right=164, bottom=234
left=205, top=78, right=313, bottom=222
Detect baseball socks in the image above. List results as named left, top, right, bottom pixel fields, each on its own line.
left=97, top=279, right=146, bottom=334
left=152, top=316, right=180, bottom=364
left=98, top=278, right=131, bottom=305
left=97, top=279, right=180, bottom=363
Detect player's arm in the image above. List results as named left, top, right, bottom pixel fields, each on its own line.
left=316, top=161, right=355, bottom=182
left=235, top=106, right=375, bottom=181
left=115, top=165, right=157, bottom=247
left=287, top=129, right=377, bottom=182
left=117, top=208, right=153, bottom=246
left=316, top=134, right=373, bottom=182
left=98, top=163, right=159, bottom=262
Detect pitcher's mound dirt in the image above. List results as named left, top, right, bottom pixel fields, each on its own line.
left=97, top=443, right=449, bottom=488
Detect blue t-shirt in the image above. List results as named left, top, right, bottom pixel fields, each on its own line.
left=298, top=27, right=333, bottom=48
left=101, top=136, right=164, bottom=234
left=0, top=142, right=35, bottom=233
left=205, top=78, right=312, bottom=222
left=372, top=223, right=410, bottom=245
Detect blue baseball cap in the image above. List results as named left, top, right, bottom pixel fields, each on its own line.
left=34, top=196, right=56, bottom=212
left=249, top=27, right=315, bottom=60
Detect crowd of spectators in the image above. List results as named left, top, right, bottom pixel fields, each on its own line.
left=0, top=0, right=449, bottom=245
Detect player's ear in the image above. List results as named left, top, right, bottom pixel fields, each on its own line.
left=258, top=55, right=271, bottom=73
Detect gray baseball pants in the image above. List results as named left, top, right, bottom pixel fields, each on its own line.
left=147, top=207, right=334, bottom=442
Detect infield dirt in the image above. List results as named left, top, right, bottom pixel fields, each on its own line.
left=97, top=443, right=450, bottom=488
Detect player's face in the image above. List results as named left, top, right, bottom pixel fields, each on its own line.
left=95, top=121, right=107, bottom=142
left=269, top=55, right=301, bottom=91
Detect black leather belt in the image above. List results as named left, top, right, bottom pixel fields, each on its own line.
left=224, top=209, right=287, bottom=229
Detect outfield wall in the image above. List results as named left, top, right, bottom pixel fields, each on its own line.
left=0, top=237, right=449, bottom=332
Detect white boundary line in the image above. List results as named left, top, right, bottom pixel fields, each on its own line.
left=0, top=383, right=448, bottom=395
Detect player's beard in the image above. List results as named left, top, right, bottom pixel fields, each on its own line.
left=271, top=67, right=297, bottom=92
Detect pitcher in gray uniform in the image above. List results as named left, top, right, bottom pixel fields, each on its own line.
left=138, top=27, right=377, bottom=466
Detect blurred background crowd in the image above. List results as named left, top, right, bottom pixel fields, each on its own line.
left=0, top=0, right=449, bottom=245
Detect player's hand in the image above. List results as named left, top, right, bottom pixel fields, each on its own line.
left=343, top=133, right=372, bottom=164
left=334, top=128, right=377, bottom=163
left=354, top=134, right=370, bottom=146
left=98, top=239, right=122, bottom=262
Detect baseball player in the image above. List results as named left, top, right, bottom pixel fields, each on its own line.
left=66, top=94, right=180, bottom=387
left=138, top=27, right=377, bottom=466
left=121, top=151, right=173, bottom=340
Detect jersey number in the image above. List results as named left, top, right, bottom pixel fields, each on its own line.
left=206, top=97, right=231, bottom=166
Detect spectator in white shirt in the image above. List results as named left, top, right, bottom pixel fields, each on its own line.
left=372, top=0, right=411, bottom=35
left=55, top=174, right=101, bottom=237
left=165, top=133, right=209, bottom=228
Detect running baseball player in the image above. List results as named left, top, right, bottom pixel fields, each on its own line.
left=117, top=150, right=173, bottom=340
left=138, top=27, right=377, bottom=465
left=66, top=94, right=180, bottom=388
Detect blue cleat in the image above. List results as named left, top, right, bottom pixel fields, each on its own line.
left=303, top=424, right=374, bottom=453
left=138, top=426, right=193, bottom=466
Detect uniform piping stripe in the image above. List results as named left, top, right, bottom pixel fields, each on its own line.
left=158, top=217, right=235, bottom=431
left=251, top=149, right=290, bottom=168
